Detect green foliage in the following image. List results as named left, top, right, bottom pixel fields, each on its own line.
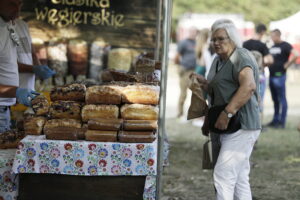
left=172, top=0, right=300, bottom=25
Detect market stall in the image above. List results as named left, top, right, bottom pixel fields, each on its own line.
left=5, top=0, right=172, bottom=199
left=13, top=135, right=157, bottom=199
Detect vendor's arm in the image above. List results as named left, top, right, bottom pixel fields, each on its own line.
left=0, top=84, right=39, bottom=107
left=0, top=85, right=17, bottom=98
left=18, top=44, right=42, bottom=72
left=18, top=62, right=34, bottom=73
left=189, top=72, right=208, bottom=91
left=32, top=44, right=41, bottom=66
left=215, top=67, right=256, bottom=130
left=18, top=55, right=55, bottom=80
left=284, top=48, right=299, bottom=70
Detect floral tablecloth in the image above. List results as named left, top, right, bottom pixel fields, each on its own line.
left=0, top=149, right=18, bottom=200
left=12, top=135, right=158, bottom=199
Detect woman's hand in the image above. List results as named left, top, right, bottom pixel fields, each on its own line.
left=214, top=111, right=230, bottom=130
left=190, top=72, right=208, bottom=91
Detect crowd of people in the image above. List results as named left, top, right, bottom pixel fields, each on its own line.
left=174, top=18, right=299, bottom=200
left=175, top=20, right=299, bottom=130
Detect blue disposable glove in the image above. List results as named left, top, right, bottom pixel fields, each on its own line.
left=33, top=65, right=56, bottom=80
left=16, top=88, right=40, bottom=107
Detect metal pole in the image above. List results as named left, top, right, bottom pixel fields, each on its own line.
left=156, top=0, right=172, bottom=199
left=155, top=0, right=163, bottom=60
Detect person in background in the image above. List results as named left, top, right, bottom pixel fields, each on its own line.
left=0, top=0, right=53, bottom=133
left=267, top=29, right=299, bottom=128
left=195, top=28, right=213, bottom=78
left=192, top=29, right=213, bottom=127
left=243, top=23, right=273, bottom=128
left=196, top=19, right=261, bottom=199
left=174, top=27, right=198, bottom=118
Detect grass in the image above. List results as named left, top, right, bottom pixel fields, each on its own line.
left=162, top=116, right=300, bottom=200
left=162, top=68, right=300, bottom=199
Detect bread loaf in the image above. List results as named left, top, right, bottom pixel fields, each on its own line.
left=123, top=120, right=158, bottom=131
left=85, top=85, right=122, bottom=105
left=89, top=40, right=106, bottom=80
left=121, top=104, right=158, bottom=120
left=78, top=123, right=88, bottom=140
left=67, top=39, right=88, bottom=76
left=108, top=48, right=132, bottom=72
left=81, top=105, right=119, bottom=122
left=47, top=41, right=68, bottom=77
left=88, top=118, right=123, bottom=131
left=44, top=119, right=82, bottom=140
left=118, top=131, right=156, bottom=143
left=24, top=116, right=47, bottom=135
left=122, top=85, right=159, bottom=105
left=50, top=83, right=86, bottom=102
left=85, top=130, right=117, bottom=142
left=0, top=130, right=25, bottom=149
left=50, top=101, right=82, bottom=120
left=31, top=95, right=50, bottom=116
left=108, top=70, right=141, bottom=82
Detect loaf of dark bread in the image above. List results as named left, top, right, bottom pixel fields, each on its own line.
left=118, top=131, right=156, bottom=143
left=123, top=120, right=158, bottom=131
left=50, top=101, right=82, bottom=120
left=50, top=83, right=86, bottom=102
left=0, top=130, right=25, bottom=149
left=24, top=116, right=47, bottom=135
left=85, top=130, right=118, bottom=142
left=31, top=95, right=50, bottom=116
left=44, top=119, right=82, bottom=140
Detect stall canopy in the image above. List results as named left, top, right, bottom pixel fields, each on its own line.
left=270, top=11, right=300, bottom=44
left=176, top=13, right=254, bottom=41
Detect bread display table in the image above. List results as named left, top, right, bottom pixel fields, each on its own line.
left=12, top=135, right=157, bottom=200
left=0, top=149, right=18, bottom=200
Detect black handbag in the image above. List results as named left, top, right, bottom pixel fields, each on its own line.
left=208, top=104, right=241, bottom=134
left=202, top=139, right=213, bottom=170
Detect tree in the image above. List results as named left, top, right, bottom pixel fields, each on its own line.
left=172, top=0, right=300, bottom=25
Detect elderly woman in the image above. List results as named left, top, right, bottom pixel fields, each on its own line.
left=196, top=19, right=261, bottom=199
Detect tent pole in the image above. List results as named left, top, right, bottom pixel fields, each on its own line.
left=156, top=0, right=172, bottom=199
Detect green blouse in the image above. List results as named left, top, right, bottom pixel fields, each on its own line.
left=207, top=48, right=261, bottom=130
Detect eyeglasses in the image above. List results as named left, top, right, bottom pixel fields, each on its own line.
left=7, top=25, right=20, bottom=46
left=210, top=37, right=230, bottom=44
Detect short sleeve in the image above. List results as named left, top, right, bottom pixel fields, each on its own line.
left=285, top=42, right=293, bottom=55
left=232, top=49, right=257, bottom=81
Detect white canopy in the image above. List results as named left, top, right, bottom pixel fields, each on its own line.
left=270, top=11, right=300, bottom=44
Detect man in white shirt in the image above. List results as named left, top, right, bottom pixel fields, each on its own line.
left=16, top=18, right=56, bottom=90
left=0, top=0, right=54, bottom=133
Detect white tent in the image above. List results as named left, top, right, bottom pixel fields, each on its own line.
left=269, top=11, right=300, bottom=44
left=176, top=13, right=254, bottom=41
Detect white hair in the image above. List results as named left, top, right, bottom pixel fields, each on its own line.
left=211, top=19, right=242, bottom=48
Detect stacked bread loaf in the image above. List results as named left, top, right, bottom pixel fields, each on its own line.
left=28, top=82, right=159, bottom=143
left=23, top=95, right=49, bottom=136
left=118, top=84, right=159, bottom=143
left=45, top=83, right=86, bottom=140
